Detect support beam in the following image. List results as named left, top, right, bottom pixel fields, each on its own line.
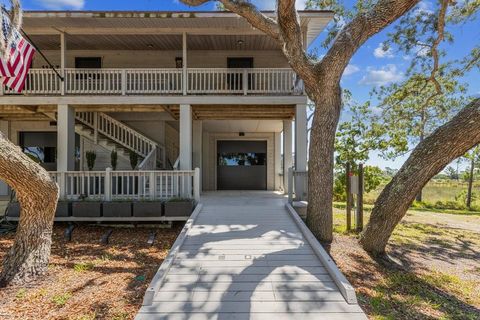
left=60, top=32, right=66, bottom=96
left=57, top=104, right=75, bottom=171
left=192, top=120, right=202, bottom=189
left=283, top=120, right=293, bottom=194
left=182, top=32, right=187, bottom=96
left=275, top=132, right=282, bottom=191
left=295, top=104, right=308, bottom=200
left=179, top=104, right=192, bottom=170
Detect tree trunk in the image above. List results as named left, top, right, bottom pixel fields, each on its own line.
left=0, top=132, right=58, bottom=286
left=306, top=83, right=341, bottom=243
left=466, top=156, right=475, bottom=209
left=360, top=99, right=480, bottom=255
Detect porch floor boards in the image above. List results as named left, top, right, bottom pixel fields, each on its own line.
left=136, top=191, right=367, bottom=320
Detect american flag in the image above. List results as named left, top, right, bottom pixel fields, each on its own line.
left=0, top=10, right=36, bottom=93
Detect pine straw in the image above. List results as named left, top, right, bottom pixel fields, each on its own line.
left=0, top=224, right=181, bottom=320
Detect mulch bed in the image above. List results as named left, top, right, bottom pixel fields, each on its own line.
left=0, top=224, right=181, bottom=320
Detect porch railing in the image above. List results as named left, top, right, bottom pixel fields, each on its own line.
left=287, top=167, right=308, bottom=203
left=50, top=168, right=200, bottom=202
left=2, top=68, right=302, bottom=96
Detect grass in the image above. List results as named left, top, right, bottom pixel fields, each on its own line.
left=73, top=262, right=95, bottom=272
left=51, top=292, right=72, bottom=307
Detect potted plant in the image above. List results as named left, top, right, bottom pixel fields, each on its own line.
left=55, top=201, right=71, bottom=217
left=164, top=197, right=195, bottom=217
left=72, top=194, right=101, bottom=217
left=133, top=199, right=163, bottom=218
left=111, top=149, right=118, bottom=170
left=85, top=150, right=96, bottom=171
left=129, top=151, right=138, bottom=170
left=103, top=199, right=132, bottom=218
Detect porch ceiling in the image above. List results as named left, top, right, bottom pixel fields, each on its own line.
left=0, top=105, right=168, bottom=121
left=165, top=105, right=295, bottom=120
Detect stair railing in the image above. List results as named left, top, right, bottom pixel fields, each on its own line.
left=138, top=148, right=157, bottom=170
left=76, top=111, right=166, bottom=168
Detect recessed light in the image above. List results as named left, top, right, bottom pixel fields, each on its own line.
left=237, top=39, right=244, bottom=45
left=147, top=44, right=154, bottom=48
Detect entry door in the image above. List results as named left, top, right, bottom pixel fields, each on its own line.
left=227, top=57, right=253, bottom=91
left=217, top=140, right=267, bottom=190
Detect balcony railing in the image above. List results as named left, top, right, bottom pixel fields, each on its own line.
left=2, top=68, right=303, bottom=96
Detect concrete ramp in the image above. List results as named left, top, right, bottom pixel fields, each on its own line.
left=137, top=191, right=367, bottom=320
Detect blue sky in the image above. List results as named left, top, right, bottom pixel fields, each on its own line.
left=19, top=0, right=480, bottom=170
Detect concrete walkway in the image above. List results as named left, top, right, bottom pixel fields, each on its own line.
left=137, top=191, right=367, bottom=320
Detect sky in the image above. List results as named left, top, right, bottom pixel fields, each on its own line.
left=16, top=0, right=480, bottom=170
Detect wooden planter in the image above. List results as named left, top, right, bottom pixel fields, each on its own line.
left=164, top=200, right=194, bottom=217
left=56, top=202, right=71, bottom=217
left=133, top=201, right=163, bottom=217
left=103, top=202, right=132, bottom=218
left=72, top=201, right=102, bottom=217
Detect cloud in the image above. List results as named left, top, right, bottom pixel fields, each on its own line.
left=359, top=64, right=404, bottom=86
left=36, top=0, right=85, bottom=10
left=414, top=1, right=433, bottom=15
left=343, top=64, right=360, bottom=76
left=374, top=43, right=394, bottom=58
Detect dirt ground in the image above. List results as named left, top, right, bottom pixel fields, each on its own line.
left=332, top=208, right=480, bottom=319
left=0, top=224, right=181, bottom=320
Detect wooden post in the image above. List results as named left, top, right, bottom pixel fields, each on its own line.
left=287, top=167, right=294, bottom=204
left=182, top=32, right=187, bottom=96
left=149, top=171, right=156, bottom=199
left=356, top=163, right=364, bottom=232
left=105, top=167, right=112, bottom=201
left=243, top=69, right=248, bottom=95
left=194, top=167, right=200, bottom=202
left=121, top=69, right=127, bottom=95
left=346, top=162, right=352, bottom=231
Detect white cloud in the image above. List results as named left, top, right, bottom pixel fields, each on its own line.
left=373, top=43, right=394, bottom=58
left=359, top=64, right=404, bottom=86
left=343, top=64, right=360, bottom=76
left=414, top=1, right=433, bottom=15
left=36, top=0, right=85, bottom=10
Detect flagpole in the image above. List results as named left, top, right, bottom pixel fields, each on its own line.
left=20, top=29, right=64, bottom=82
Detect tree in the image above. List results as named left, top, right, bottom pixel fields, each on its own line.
left=360, top=0, right=480, bottom=254
left=464, top=145, right=480, bottom=209
left=360, top=98, right=480, bottom=254
left=182, top=0, right=421, bottom=242
left=0, top=1, right=59, bottom=286
left=445, top=166, right=459, bottom=180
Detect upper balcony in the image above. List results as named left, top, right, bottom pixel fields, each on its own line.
left=2, top=67, right=302, bottom=96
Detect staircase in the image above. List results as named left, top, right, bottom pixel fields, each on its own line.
left=75, top=112, right=166, bottom=170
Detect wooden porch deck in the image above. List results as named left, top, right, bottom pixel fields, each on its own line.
left=136, top=191, right=367, bottom=320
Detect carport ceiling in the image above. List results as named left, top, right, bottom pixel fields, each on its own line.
left=165, top=105, right=295, bottom=120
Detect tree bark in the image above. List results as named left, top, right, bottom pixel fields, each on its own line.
left=0, top=132, right=58, bottom=286
left=306, top=82, right=341, bottom=243
left=360, top=98, right=480, bottom=255
left=466, top=155, right=475, bottom=209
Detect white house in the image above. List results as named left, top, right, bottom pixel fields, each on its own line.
left=0, top=10, right=332, bottom=214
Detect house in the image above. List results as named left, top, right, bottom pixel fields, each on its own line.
left=0, top=10, right=332, bottom=219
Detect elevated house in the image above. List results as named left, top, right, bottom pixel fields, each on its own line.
left=0, top=10, right=332, bottom=220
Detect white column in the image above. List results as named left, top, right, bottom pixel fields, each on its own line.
left=179, top=104, right=192, bottom=170
left=60, top=32, right=66, bottom=95
left=192, top=120, right=202, bottom=189
left=57, top=104, right=75, bottom=171
left=283, top=120, right=293, bottom=194
left=274, top=132, right=282, bottom=191
left=182, top=32, right=187, bottom=96
left=295, top=104, right=308, bottom=199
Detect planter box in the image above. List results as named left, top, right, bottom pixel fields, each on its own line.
left=164, top=200, right=194, bottom=217
left=103, top=202, right=132, bottom=218
left=56, top=202, right=71, bottom=217
left=6, top=202, right=20, bottom=218
left=72, top=202, right=102, bottom=217
left=133, top=201, right=163, bottom=217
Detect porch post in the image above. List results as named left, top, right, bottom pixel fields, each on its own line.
left=182, top=32, right=188, bottom=96
left=295, top=104, right=308, bottom=200
left=192, top=120, right=202, bottom=189
left=60, top=32, right=66, bottom=95
left=283, top=120, right=293, bottom=194
left=179, top=104, right=192, bottom=170
left=57, top=104, right=75, bottom=171
left=274, top=132, right=282, bottom=191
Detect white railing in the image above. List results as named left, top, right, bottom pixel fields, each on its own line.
left=76, top=111, right=164, bottom=162
left=50, top=168, right=200, bottom=202
left=2, top=68, right=301, bottom=96
left=287, top=167, right=308, bottom=203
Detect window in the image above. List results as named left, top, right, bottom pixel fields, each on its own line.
left=19, top=132, right=57, bottom=165
left=75, top=57, right=102, bottom=69
left=217, top=152, right=266, bottom=166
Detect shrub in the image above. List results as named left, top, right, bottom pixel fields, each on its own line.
left=129, top=151, right=139, bottom=170
left=85, top=151, right=96, bottom=171
left=111, top=149, right=118, bottom=170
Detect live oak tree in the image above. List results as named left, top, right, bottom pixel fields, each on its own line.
left=182, top=0, right=422, bottom=242
left=464, top=146, right=480, bottom=209
left=360, top=0, right=480, bottom=254
left=0, top=1, right=59, bottom=286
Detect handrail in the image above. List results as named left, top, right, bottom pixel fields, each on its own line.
left=138, top=147, right=157, bottom=170
left=172, top=156, right=180, bottom=170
